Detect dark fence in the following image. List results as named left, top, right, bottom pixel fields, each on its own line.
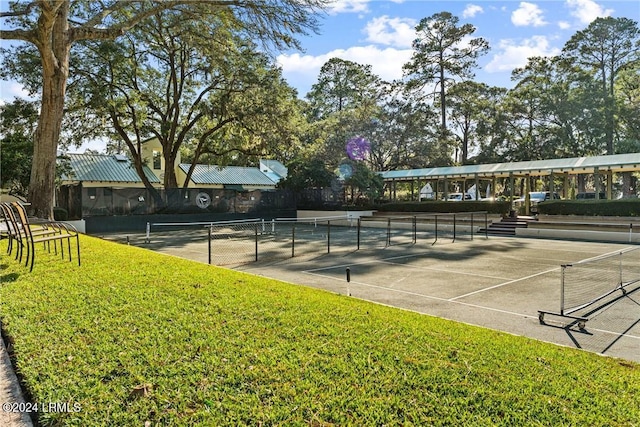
left=57, top=185, right=296, bottom=219
left=200, top=212, right=489, bottom=265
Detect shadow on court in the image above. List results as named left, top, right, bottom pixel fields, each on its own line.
left=99, top=229, right=640, bottom=362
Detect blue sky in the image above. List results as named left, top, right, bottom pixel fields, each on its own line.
left=1, top=0, right=638, bottom=103
left=0, top=0, right=638, bottom=152
left=278, top=0, right=640, bottom=97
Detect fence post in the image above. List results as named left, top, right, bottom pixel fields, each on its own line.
left=327, top=220, right=331, bottom=254
left=208, top=226, right=212, bottom=265
left=292, top=223, right=295, bottom=258
left=357, top=217, right=361, bottom=250
left=485, top=212, right=488, bottom=239
left=145, top=222, right=150, bottom=243
left=471, top=213, right=474, bottom=241
left=434, top=215, right=438, bottom=244
left=386, top=218, right=391, bottom=247
left=413, top=216, right=417, bottom=244
left=255, top=223, right=259, bottom=262
left=453, top=213, right=457, bottom=242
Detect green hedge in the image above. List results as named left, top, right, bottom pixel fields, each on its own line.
left=375, top=200, right=511, bottom=215
left=539, top=199, right=640, bottom=216
left=53, top=207, right=68, bottom=221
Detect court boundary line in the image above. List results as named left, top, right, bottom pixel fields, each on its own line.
left=449, top=267, right=560, bottom=301
left=302, top=270, right=640, bottom=342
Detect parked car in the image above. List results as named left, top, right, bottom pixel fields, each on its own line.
left=513, top=191, right=560, bottom=213
left=576, top=192, right=606, bottom=199
left=446, top=193, right=473, bottom=201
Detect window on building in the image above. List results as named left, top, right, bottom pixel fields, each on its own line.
left=153, top=151, right=162, bottom=170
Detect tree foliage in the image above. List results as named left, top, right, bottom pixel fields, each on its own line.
left=562, top=17, right=640, bottom=154
left=0, top=98, right=38, bottom=197
left=73, top=10, right=303, bottom=207
left=0, top=0, right=328, bottom=218
left=403, top=11, right=489, bottom=133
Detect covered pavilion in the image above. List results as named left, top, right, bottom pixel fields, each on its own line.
left=380, top=153, right=640, bottom=215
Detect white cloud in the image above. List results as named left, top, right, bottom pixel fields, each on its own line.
left=565, top=0, right=613, bottom=25
left=485, top=36, right=561, bottom=72
left=558, top=21, right=571, bottom=30
left=0, top=80, right=35, bottom=105
left=463, top=4, right=484, bottom=19
left=278, top=45, right=413, bottom=88
left=511, top=2, right=548, bottom=27
left=363, top=16, right=416, bottom=48
left=327, top=0, right=370, bottom=15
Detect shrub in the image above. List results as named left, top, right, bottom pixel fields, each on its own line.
left=53, top=207, right=68, bottom=221
left=375, top=200, right=511, bottom=215
left=539, top=199, right=640, bottom=216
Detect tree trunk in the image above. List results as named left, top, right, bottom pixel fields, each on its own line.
left=28, top=4, right=70, bottom=219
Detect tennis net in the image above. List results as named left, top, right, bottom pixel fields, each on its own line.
left=539, top=246, right=640, bottom=326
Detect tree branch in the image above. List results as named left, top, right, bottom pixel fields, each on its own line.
left=0, top=28, right=37, bottom=42
left=0, top=1, right=39, bottom=18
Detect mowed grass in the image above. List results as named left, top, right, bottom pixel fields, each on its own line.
left=1, top=236, right=639, bottom=426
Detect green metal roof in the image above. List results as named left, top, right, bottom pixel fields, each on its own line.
left=60, top=153, right=160, bottom=183
left=179, top=164, right=277, bottom=186
left=381, top=153, right=640, bottom=181
left=260, top=159, right=288, bottom=178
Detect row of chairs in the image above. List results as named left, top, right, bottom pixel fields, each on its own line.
left=0, top=202, right=81, bottom=272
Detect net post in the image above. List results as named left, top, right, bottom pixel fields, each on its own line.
left=271, top=219, right=275, bottom=234
left=386, top=218, right=391, bottom=247
left=255, top=222, right=259, bottom=262
left=327, top=220, right=331, bottom=254
left=208, top=226, right=212, bottom=265
left=619, top=251, right=623, bottom=289
left=357, top=217, right=361, bottom=250
left=145, top=222, right=150, bottom=243
left=471, top=213, right=474, bottom=241
left=560, top=264, right=566, bottom=316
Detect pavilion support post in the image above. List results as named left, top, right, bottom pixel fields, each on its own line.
left=549, top=170, right=555, bottom=197
left=475, top=174, right=480, bottom=200
left=594, top=167, right=601, bottom=200
left=393, top=179, right=397, bottom=201
left=509, top=173, right=515, bottom=203
left=524, top=174, right=531, bottom=216
left=492, top=176, right=497, bottom=199
left=410, top=180, right=415, bottom=201
left=606, top=170, right=613, bottom=200
left=563, top=173, right=569, bottom=199
left=443, top=177, right=449, bottom=199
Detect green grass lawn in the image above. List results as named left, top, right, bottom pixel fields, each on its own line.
left=1, top=235, right=639, bottom=426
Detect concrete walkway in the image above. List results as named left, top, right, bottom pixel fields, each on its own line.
left=0, top=333, right=32, bottom=427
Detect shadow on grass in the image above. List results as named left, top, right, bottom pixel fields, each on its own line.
left=0, top=263, right=21, bottom=284
left=0, top=272, right=20, bottom=284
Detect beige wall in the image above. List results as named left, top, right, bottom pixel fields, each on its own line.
left=141, top=137, right=182, bottom=182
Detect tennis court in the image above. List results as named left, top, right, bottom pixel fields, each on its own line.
left=111, top=227, right=640, bottom=362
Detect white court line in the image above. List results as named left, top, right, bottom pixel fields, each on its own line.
left=304, top=250, right=440, bottom=272
left=305, top=271, right=549, bottom=323
left=303, top=271, right=640, bottom=342
left=448, top=266, right=560, bottom=301
left=377, top=260, right=510, bottom=281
